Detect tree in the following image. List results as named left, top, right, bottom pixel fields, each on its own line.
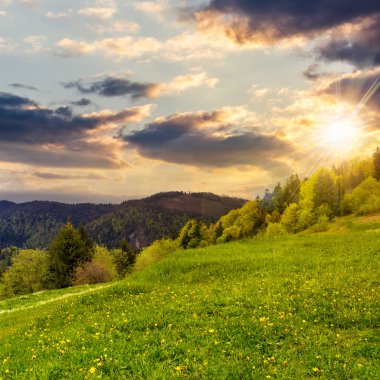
left=112, top=239, right=137, bottom=278
left=48, top=223, right=94, bottom=288
left=78, top=224, right=94, bottom=253
left=281, top=203, right=300, bottom=233
left=373, top=146, right=380, bottom=181
left=342, top=177, right=380, bottom=215
left=313, top=168, right=338, bottom=214
left=272, top=182, right=285, bottom=212
left=177, top=220, right=208, bottom=249
left=283, top=174, right=301, bottom=206
left=0, top=249, right=49, bottom=298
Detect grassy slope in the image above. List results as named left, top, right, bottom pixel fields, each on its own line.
left=0, top=217, right=379, bottom=379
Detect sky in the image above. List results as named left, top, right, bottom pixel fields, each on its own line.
left=0, top=0, right=379, bottom=203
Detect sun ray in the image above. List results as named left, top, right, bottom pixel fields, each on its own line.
left=353, top=74, right=380, bottom=116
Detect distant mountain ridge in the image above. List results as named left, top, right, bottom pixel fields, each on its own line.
left=0, top=192, right=246, bottom=249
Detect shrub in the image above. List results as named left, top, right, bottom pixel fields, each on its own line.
left=74, top=261, right=113, bottom=285
left=135, top=239, right=179, bottom=272
left=74, top=246, right=117, bottom=285
left=265, top=223, right=287, bottom=237
left=217, top=225, right=241, bottom=243
left=112, top=240, right=137, bottom=278
left=342, top=177, right=380, bottom=215
left=310, top=215, right=330, bottom=232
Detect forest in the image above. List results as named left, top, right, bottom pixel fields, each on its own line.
left=0, top=148, right=379, bottom=300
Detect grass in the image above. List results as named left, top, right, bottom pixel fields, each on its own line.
left=0, top=221, right=379, bottom=379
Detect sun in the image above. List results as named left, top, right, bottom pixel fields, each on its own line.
left=321, top=117, right=359, bottom=148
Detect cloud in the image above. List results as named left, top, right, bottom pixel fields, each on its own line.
left=9, top=83, right=38, bottom=91
left=193, top=0, right=380, bottom=44
left=91, top=20, right=140, bottom=34
left=34, top=172, right=104, bottom=180
left=247, top=85, right=270, bottom=99
left=64, top=77, right=159, bottom=99
left=124, top=108, right=296, bottom=173
left=63, top=71, right=219, bottom=99
left=44, top=11, right=68, bottom=19
left=159, top=71, right=219, bottom=95
left=318, top=69, right=380, bottom=114
left=70, top=98, right=92, bottom=107
left=133, top=0, right=167, bottom=14
left=317, top=15, right=380, bottom=68
left=0, top=37, right=17, bottom=51
left=24, top=35, right=47, bottom=51
left=78, top=7, right=116, bottom=21
left=53, top=30, right=254, bottom=61
left=55, top=38, right=95, bottom=57
left=0, top=92, right=152, bottom=168
left=0, top=142, right=127, bottom=169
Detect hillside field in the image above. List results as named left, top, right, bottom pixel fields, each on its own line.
left=0, top=216, right=379, bottom=379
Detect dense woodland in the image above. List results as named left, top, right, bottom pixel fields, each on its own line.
left=0, top=192, right=245, bottom=249
left=0, top=148, right=379, bottom=299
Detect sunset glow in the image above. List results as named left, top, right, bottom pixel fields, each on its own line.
left=0, top=1, right=378, bottom=202
left=321, top=118, right=359, bottom=149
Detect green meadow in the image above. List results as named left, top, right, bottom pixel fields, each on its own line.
left=0, top=217, right=379, bottom=379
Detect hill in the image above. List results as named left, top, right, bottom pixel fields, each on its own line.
left=0, top=216, right=378, bottom=379
left=0, top=192, right=245, bottom=249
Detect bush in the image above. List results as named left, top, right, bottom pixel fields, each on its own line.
left=74, top=246, right=117, bottom=285
left=342, top=177, right=380, bottom=215
left=112, top=240, right=137, bottom=278
left=265, top=223, right=287, bottom=237
left=135, top=239, right=179, bottom=272
left=217, top=225, right=241, bottom=243
left=310, top=215, right=330, bottom=232
left=74, top=261, right=113, bottom=285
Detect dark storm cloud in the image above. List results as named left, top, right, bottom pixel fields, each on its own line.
left=321, top=72, right=380, bottom=112
left=317, top=15, right=380, bottom=68
left=0, top=92, right=37, bottom=108
left=9, top=83, right=38, bottom=91
left=124, top=112, right=295, bottom=173
left=195, top=0, right=380, bottom=42
left=0, top=92, right=143, bottom=145
left=0, top=92, right=149, bottom=168
left=70, top=98, right=92, bottom=107
left=64, top=77, right=159, bottom=99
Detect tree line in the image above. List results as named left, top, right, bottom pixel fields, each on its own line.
left=1, top=148, right=379, bottom=299
left=0, top=223, right=137, bottom=299
left=144, top=147, right=380, bottom=254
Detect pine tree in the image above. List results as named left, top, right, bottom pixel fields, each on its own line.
left=48, top=223, right=94, bottom=288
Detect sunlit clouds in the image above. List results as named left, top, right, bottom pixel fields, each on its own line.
left=0, top=0, right=379, bottom=202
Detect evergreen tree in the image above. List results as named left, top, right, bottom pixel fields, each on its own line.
left=373, top=146, right=380, bottom=181
left=272, top=182, right=284, bottom=212
left=78, top=224, right=95, bottom=253
left=48, top=223, right=94, bottom=288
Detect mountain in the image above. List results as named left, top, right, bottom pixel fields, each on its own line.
left=0, top=192, right=245, bottom=249
left=0, top=201, right=16, bottom=214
